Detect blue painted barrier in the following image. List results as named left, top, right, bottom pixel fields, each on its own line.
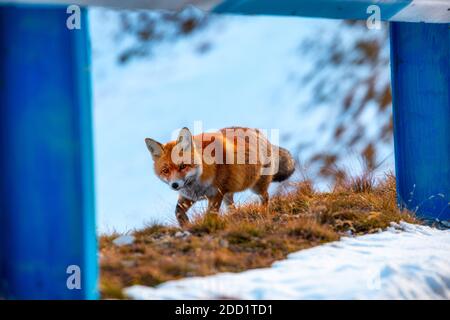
left=390, top=22, right=450, bottom=221
left=0, top=5, right=97, bottom=299
left=214, top=0, right=411, bottom=21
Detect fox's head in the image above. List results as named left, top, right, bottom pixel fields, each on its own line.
left=145, top=127, right=202, bottom=191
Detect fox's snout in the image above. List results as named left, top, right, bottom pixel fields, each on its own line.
left=167, top=174, right=189, bottom=190
left=159, top=165, right=200, bottom=190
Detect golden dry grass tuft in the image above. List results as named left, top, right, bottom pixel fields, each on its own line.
left=99, top=173, right=416, bottom=299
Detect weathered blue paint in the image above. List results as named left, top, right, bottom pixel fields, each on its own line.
left=390, top=22, right=450, bottom=221
left=0, top=5, right=98, bottom=299
left=214, top=0, right=411, bottom=21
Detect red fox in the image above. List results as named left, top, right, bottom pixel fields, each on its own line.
left=145, top=127, right=295, bottom=226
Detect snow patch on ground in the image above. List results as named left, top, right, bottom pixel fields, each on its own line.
left=124, top=222, right=450, bottom=299
left=112, top=235, right=135, bottom=246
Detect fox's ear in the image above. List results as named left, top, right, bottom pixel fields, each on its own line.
left=145, top=138, right=163, bottom=159
left=176, top=127, right=193, bottom=151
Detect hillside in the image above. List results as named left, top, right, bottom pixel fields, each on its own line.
left=99, top=174, right=416, bottom=299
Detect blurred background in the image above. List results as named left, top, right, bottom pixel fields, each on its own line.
left=90, top=7, right=394, bottom=233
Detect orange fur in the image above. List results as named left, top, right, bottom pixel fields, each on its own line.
left=145, top=127, right=295, bottom=226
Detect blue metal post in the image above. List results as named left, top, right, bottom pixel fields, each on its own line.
left=390, top=22, right=450, bottom=222
left=0, top=5, right=97, bottom=299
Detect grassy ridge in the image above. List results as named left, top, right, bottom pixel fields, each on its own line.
left=99, top=174, right=416, bottom=299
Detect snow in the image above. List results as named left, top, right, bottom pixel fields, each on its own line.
left=112, top=234, right=135, bottom=246
left=174, top=230, right=192, bottom=238
left=124, top=222, right=450, bottom=299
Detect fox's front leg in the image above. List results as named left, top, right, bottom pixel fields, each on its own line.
left=223, top=193, right=235, bottom=210
left=176, top=196, right=194, bottom=227
left=206, top=193, right=224, bottom=215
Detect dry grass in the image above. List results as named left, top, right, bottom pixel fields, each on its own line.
left=99, top=173, right=416, bottom=299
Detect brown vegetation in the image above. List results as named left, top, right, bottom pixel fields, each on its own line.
left=100, top=173, right=416, bottom=299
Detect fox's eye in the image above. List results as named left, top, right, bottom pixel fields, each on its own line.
left=161, top=168, right=169, bottom=175
left=179, top=163, right=186, bottom=170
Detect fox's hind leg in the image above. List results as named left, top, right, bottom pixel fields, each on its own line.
left=251, top=175, right=271, bottom=206
left=223, top=193, right=235, bottom=210
left=176, top=196, right=194, bottom=227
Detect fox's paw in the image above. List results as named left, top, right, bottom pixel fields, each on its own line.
left=176, top=212, right=190, bottom=227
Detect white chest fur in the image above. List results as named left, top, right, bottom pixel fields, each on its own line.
left=179, top=179, right=217, bottom=201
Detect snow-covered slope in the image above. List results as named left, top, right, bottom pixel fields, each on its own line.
left=124, top=222, right=450, bottom=299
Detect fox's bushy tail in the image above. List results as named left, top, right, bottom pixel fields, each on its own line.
left=273, top=147, right=296, bottom=182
